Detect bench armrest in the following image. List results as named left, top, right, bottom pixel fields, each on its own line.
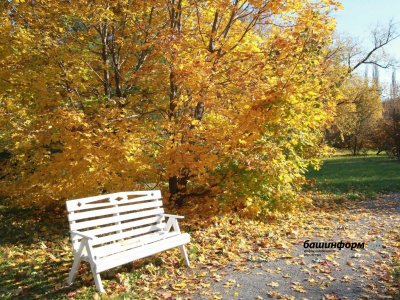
left=161, top=213, right=184, bottom=219
left=70, top=230, right=96, bottom=240
left=162, top=214, right=184, bottom=233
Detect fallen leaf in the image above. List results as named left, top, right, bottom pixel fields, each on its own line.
left=267, top=282, right=280, bottom=287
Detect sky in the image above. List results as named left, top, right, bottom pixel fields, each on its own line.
left=333, top=0, right=400, bottom=93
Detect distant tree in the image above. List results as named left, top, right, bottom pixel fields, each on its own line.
left=378, top=98, right=400, bottom=159
left=325, top=22, right=399, bottom=154
left=331, top=76, right=382, bottom=155
left=390, top=69, right=399, bottom=99
left=372, top=64, right=380, bottom=87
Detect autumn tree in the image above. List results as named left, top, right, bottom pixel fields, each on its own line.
left=1, top=0, right=344, bottom=214
left=323, top=21, right=399, bottom=155
left=376, top=97, right=400, bottom=159
left=329, top=76, right=382, bottom=155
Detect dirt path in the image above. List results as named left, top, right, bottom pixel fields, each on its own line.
left=193, top=194, right=400, bottom=300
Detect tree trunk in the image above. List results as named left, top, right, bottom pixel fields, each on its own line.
left=100, top=24, right=111, bottom=98
left=114, top=66, right=122, bottom=98
left=168, top=68, right=180, bottom=205
left=352, top=136, right=358, bottom=155
left=167, top=0, right=186, bottom=206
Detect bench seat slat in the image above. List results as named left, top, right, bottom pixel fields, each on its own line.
left=95, top=233, right=190, bottom=273
left=70, top=208, right=164, bottom=231
left=93, top=231, right=181, bottom=259
left=68, top=200, right=163, bottom=221
left=91, top=224, right=165, bottom=246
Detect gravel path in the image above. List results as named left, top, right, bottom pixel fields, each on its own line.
left=193, top=194, right=400, bottom=300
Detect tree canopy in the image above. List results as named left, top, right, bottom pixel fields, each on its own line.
left=1, top=0, right=345, bottom=214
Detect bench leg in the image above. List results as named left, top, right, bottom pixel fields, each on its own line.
left=88, top=259, right=104, bottom=292
left=179, top=245, right=190, bottom=267
left=67, top=242, right=85, bottom=286
left=92, top=272, right=104, bottom=293
left=67, top=255, right=82, bottom=286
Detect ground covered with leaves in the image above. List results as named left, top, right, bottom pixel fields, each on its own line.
left=0, top=192, right=399, bottom=300
left=194, top=194, right=400, bottom=300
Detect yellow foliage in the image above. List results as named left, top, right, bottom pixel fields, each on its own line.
left=0, top=0, right=344, bottom=214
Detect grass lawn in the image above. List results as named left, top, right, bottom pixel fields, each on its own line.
left=307, top=155, right=400, bottom=198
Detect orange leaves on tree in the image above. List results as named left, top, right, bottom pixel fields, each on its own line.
left=0, top=0, right=344, bottom=213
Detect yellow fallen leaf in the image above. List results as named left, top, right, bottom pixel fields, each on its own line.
left=267, top=282, right=280, bottom=287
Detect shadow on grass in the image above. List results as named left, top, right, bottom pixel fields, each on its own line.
left=0, top=199, right=162, bottom=299
left=0, top=199, right=95, bottom=299
left=0, top=203, right=68, bottom=246
left=0, top=201, right=90, bottom=299
left=0, top=257, right=81, bottom=299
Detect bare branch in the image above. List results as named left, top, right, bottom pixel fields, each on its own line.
left=363, top=61, right=397, bottom=69
left=84, top=61, right=105, bottom=84
left=350, top=20, right=400, bottom=73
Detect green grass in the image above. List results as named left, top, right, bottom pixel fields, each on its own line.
left=307, top=155, right=400, bottom=198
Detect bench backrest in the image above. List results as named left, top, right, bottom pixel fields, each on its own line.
left=66, top=190, right=165, bottom=256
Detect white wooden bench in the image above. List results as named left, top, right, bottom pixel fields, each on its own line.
left=65, top=190, right=190, bottom=292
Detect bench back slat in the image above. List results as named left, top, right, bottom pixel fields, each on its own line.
left=66, top=190, right=165, bottom=252
left=66, top=191, right=162, bottom=212
left=69, top=207, right=164, bottom=231
left=68, top=200, right=164, bottom=222
left=72, top=215, right=163, bottom=241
